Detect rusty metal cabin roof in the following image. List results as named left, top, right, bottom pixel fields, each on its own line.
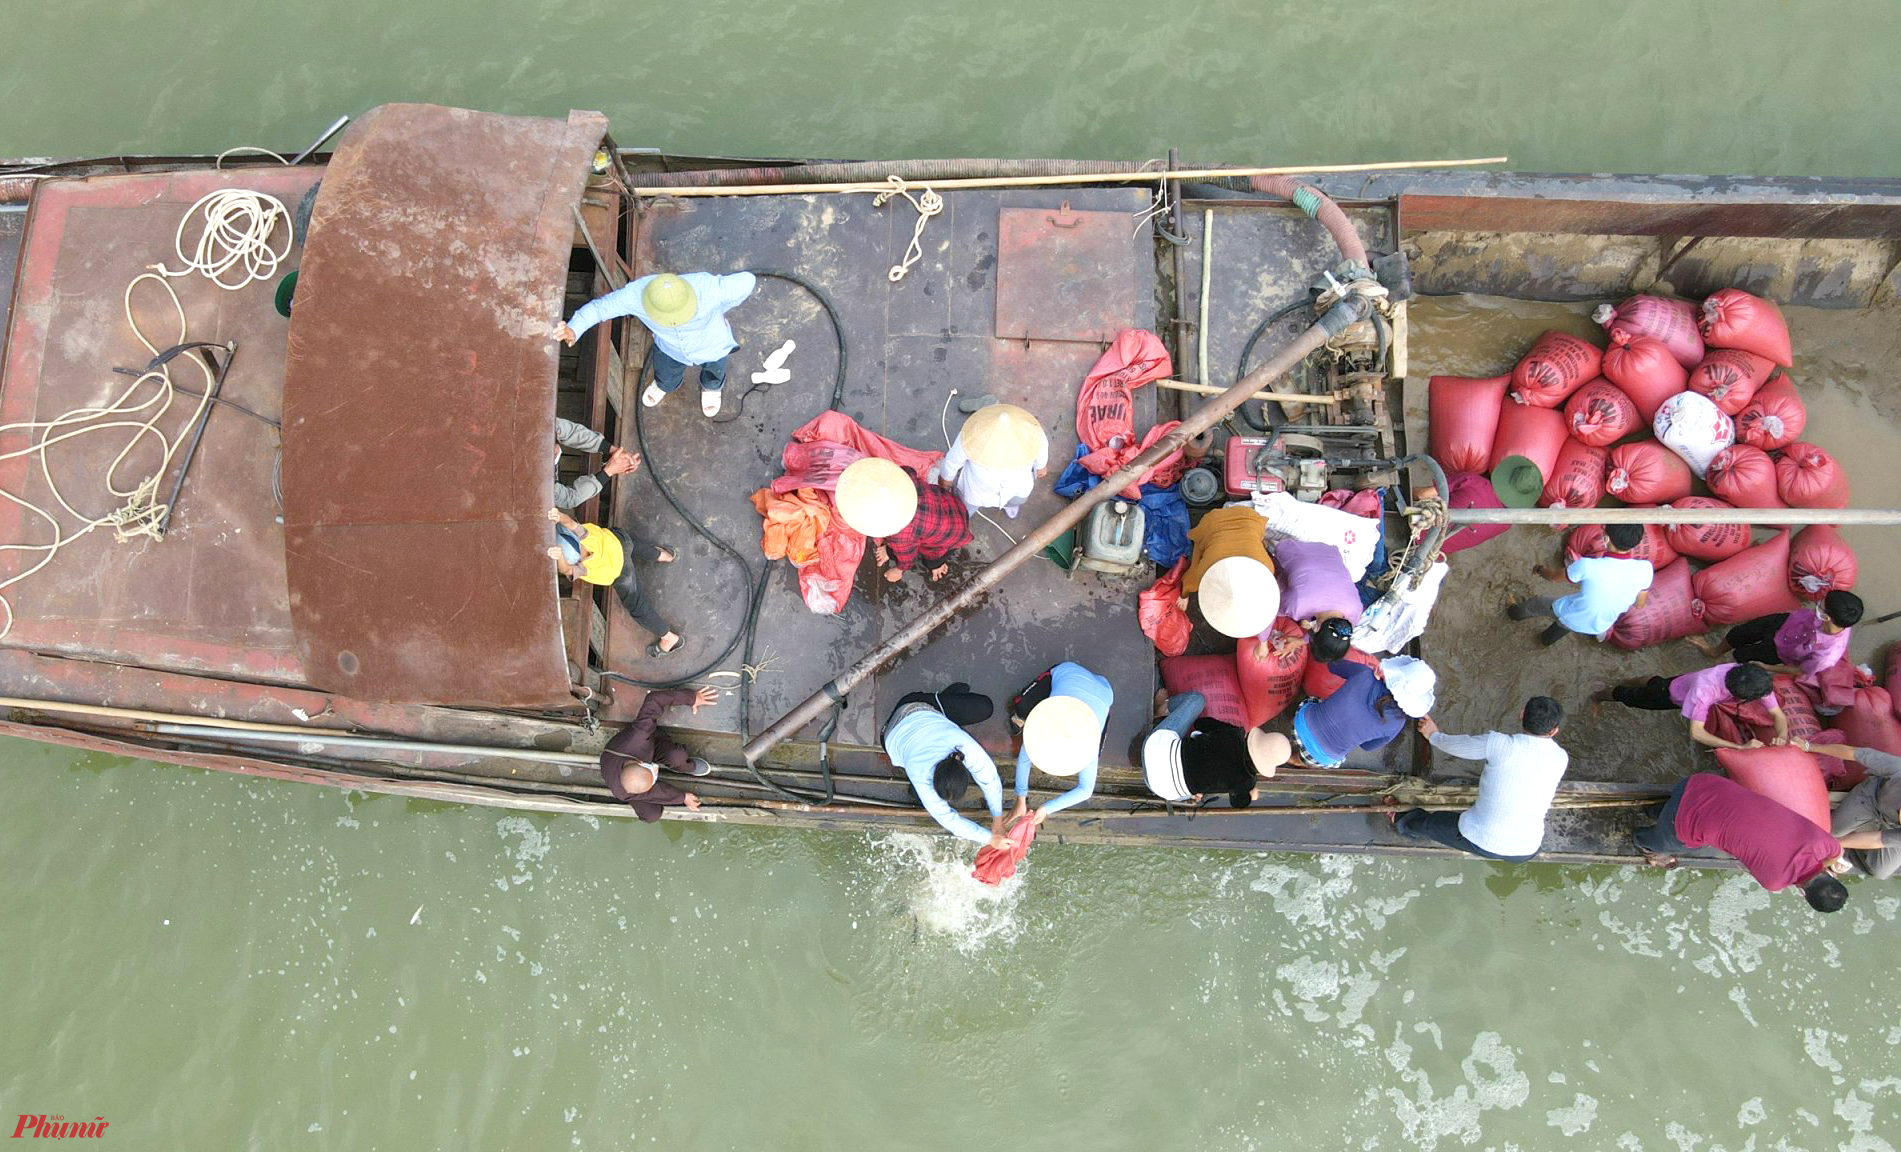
left=280, top=105, right=607, bottom=708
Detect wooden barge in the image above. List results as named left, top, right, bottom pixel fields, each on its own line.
left=4, top=103, right=1897, bottom=866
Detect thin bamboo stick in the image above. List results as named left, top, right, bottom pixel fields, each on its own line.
left=634, top=156, right=1509, bottom=198
left=1155, top=379, right=1342, bottom=405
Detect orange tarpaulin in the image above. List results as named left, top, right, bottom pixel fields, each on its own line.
left=750, top=487, right=831, bottom=567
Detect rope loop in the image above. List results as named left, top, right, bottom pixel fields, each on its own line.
left=873, top=175, right=943, bottom=283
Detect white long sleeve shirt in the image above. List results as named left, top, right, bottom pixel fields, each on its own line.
left=1429, top=730, right=1569, bottom=858
left=936, top=429, right=1047, bottom=513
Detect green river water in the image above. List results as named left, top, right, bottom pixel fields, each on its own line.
left=6, top=2, right=1901, bottom=1148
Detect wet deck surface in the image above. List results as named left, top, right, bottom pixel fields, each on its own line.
left=0, top=168, right=313, bottom=682
left=602, top=188, right=1162, bottom=767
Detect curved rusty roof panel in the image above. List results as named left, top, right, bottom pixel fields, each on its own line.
left=281, top=104, right=607, bottom=707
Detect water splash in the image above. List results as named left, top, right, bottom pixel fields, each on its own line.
left=868, top=832, right=1023, bottom=953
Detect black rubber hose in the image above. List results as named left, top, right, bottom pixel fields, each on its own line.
left=1234, top=298, right=1316, bottom=432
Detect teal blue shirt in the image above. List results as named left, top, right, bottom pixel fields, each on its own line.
left=566, top=272, right=755, bottom=365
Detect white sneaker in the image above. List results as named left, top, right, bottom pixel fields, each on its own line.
left=701, top=389, right=721, bottom=417
left=762, top=339, right=796, bottom=372
left=749, top=367, right=791, bottom=386
left=642, top=382, right=667, bottom=408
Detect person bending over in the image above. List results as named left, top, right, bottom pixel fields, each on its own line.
left=546, top=507, right=683, bottom=657
left=1632, top=772, right=1852, bottom=913
left=1008, top=662, right=1114, bottom=825
left=1394, top=696, right=1569, bottom=862
left=1804, top=739, right=1901, bottom=879
left=882, top=683, right=1010, bottom=850
left=1507, top=522, right=1651, bottom=647
left=1291, top=655, right=1436, bottom=769
left=1141, top=690, right=1291, bottom=807
left=1693, top=590, right=1861, bottom=687
left=1601, top=662, right=1787, bottom=751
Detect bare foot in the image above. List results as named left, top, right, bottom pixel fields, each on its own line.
left=927, top=563, right=949, bottom=582
left=883, top=567, right=904, bottom=584
left=1687, top=635, right=1725, bottom=659
left=1638, top=849, right=1678, bottom=870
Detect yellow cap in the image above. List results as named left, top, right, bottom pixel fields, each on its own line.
left=834, top=458, right=917, bottom=537
left=959, top=404, right=1045, bottom=470
left=641, top=274, right=698, bottom=328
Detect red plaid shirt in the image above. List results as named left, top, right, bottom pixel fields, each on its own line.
left=885, top=479, right=972, bottom=569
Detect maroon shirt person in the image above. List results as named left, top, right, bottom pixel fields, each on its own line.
left=1633, top=773, right=1852, bottom=913
left=600, top=687, right=718, bottom=822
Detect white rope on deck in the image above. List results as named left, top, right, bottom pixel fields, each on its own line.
left=871, top=176, right=943, bottom=283
left=156, top=187, right=293, bottom=290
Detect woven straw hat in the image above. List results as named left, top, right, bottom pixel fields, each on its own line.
left=959, top=404, right=1045, bottom=470
left=834, top=458, right=917, bottom=537
left=1247, top=729, right=1291, bottom=775
left=1021, top=695, right=1100, bottom=777
left=641, top=274, right=699, bottom=328
left=1198, top=556, right=1278, bottom=638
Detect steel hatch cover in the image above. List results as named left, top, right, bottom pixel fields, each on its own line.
left=280, top=104, right=607, bottom=707
left=993, top=205, right=1139, bottom=343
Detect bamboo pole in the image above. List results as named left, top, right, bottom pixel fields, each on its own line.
left=1446, top=506, right=1901, bottom=526
left=634, top=156, right=1510, bottom=198
left=1156, top=379, right=1342, bottom=405
left=1197, top=209, right=1213, bottom=386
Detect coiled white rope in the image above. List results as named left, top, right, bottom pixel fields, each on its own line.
left=156, top=187, right=292, bottom=290
left=872, top=175, right=943, bottom=283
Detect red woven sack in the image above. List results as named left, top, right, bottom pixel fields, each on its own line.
left=1540, top=439, right=1609, bottom=508
left=1565, top=521, right=1677, bottom=570
left=1693, top=530, right=1801, bottom=627
left=1663, top=497, right=1752, bottom=561
left=1775, top=442, right=1850, bottom=509
left=1600, top=334, right=1688, bottom=420
left=1810, top=660, right=1859, bottom=715
left=1889, top=647, right=1901, bottom=721
left=1487, top=403, right=1569, bottom=503
left=1237, top=617, right=1309, bottom=728
left=1700, top=288, right=1793, bottom=367
left=1772, top=674, right=1825, bottom=747
left=1563, top=380, right=1640, bottom=447
left=1836, top=685, right=1901, bottom=756
left=1810, top=727, right=1863, bottom=791
left=1138, top=560, right=1193, bottom=657
left=1605, top=441, right=1693, bottom=504
left=1686, top=349, right=1774, bottom=416
left=1607, top=557, right=1703, bottom=650
left=1428, top=374, right=1509, bottom=474
left=1705, top=445, right=1786, bottom=509
left=1788, top=524, right=1857, bottom=599
left=1714, top=747, right=1831, bottom=830
left=1510, top=331, right=1602, bottom=408
left=1160, top=654, right=1250, bottom=728
left=1596, top=295, right=1704, bottom=368
left=1300, top=647, right=1380, bottom=701
left=1734, top=375, right=1805, bottom=451
left=1439, top=471, right=1509, bottom=555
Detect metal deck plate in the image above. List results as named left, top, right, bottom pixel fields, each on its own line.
left=994, top=206, right=1138, bottom=343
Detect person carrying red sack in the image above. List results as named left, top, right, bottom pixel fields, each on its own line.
left=1506, top=523, right=1652, bottom=647
left=1599, top=663, right=1790, bottom=752
left=1631, top=772, right=1850, bottom=912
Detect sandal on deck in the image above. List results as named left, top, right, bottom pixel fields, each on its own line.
left=648, top=637, right=683, bottom=658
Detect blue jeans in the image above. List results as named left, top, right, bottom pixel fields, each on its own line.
left=653, top=347, right=727, bottom=394
left=1395, top=809, right=1536, bottom=862
left=1633, top=778, right=1691, bottom=856
left=1154, top=693, right=1206, bottom=739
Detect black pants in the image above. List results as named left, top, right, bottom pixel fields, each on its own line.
left=883, top=684, right=995, bottom=735
left=1632, top=778, right=1691, bottom=855
left=1611, top=675, right=1683, bottom=711
left=1724, top=613, right=1790, bottom=666
left=608, top=529, right=673, bottom=638
left=1394, top=809, right=1536, bottom=863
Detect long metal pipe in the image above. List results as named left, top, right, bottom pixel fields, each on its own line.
left=155, top=724, right=601, bottom=766
left=741, top=301, right=1365, bottom=764
left=1447, top=506, right=1901, bottom=526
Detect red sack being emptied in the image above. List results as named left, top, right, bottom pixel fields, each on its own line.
left=1237, top=616, right=1309, bottom=728
left=1564, top=379, right=1641, bottom=447
left=1775, top=442, right=1850, bottom=510
left=1700, top=288, right=1794, bottom=367
left=1601, top=334, right=1690, bottom=420
left=1596, top=295, right=1704, bottom=369
left=1788, top=524, right=1858, bottom=599
left=1301, top=646, right=1381, bottom=701
left=1428, top=374, right=1509, bottom=475
left=1705, top=444, right=1786, bottom=509
left=1714, top=747, right=1831, bottom=831
left=1075, top=328, right=1180, bottom=499
left=1510, top=331, right=1602, bottom=408
left=1438, top=471, right=1510, bottom=555
left=1566, top=521, right=1677, bottom=571
left=1734, top=375, right=1806, bottom=451
left=1540, top=438, right=1609, bottom=509
left=1692, top=530, right=1801, bottom=628
left=1663, top=497, right=1752, bottom=561
left=1686, top=348, right=1774, bottom=416
left=972, top=816, right=1037, bottom=885
left=1605, top=441, right=1693, bottom=505
left=1139, top=559, right=1193, bottom=657
left=1773, top=674, right=1825, bottom=747
left=1160, top=654, right=1249, bottom=728
left=1608, top=557, right=1704, bottom=650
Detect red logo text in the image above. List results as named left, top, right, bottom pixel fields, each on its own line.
left=11, top=1116, right=108, bottom=1139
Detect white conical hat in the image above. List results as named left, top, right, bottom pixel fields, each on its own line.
left=959, top=404, right=1045, bottom=470
left=1021, top=695, right=1100, bottom=777
left=834, top=458, right=917, bottom=537
left=1199, top=556, right=1278, bottom=638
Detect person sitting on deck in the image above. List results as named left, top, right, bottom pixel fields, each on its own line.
left=1176, top=505, right=1279, bottom=640
left=882, top=683, right=1010, bottom=850
left=1691, top=591, right=1862, bottom=687
left=553, top=270, right=756, bottom=419
left=1292, top=655, right=1436, bottom=769
left=832, top=457, right=972, bottom=584
left=552, top=416, right=641, bottom=510
left=1393, top=697, right=1569, bottom=862
left=1802, top=739, right=1901, bottom=879
left=545, top=507, right=684, bottom=657
left=1632, top=772, right=1853, bottom=913
left=600, top=685, right=719, bottom=822
left=1008, top=661, right=1114, bottom=825
left=1141, top=690, right=1292, bottom=807
left=1506, top=522, right=1652, bottom=647
left=933, top=403, right=1049, bottom=518
left=1599, top=662, right=1789, bottom=751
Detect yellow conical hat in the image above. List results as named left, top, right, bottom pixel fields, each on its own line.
left=959, top=404, right=1045, bottom=470
left=834, top=457, right=917, bottom=537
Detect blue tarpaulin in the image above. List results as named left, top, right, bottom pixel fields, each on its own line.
left=1054, top=445, right=1190, bottom=567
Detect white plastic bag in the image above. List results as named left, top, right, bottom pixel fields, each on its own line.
left=1652, top=391, right=1734, bottom=479
left=1352, top=560, right=1449, bottom=655
left=1251, top=492, right=1379, bottom=581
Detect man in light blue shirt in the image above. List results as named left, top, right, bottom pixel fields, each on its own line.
left=882, top=685, right=1010, bottom=850
left=555, top=271, right=756, bottom=418
left=1507, top=523, right=1652, bottom=646
left=1008, top=661, right=1115, bottom=824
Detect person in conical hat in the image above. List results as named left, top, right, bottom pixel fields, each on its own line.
left=1007, top=661, right=1114, bottom=825
left=1177, top=505, right=1278, bottom=638
left=1140, top=690, right=1292, bottom=807
left=836, top=457, right=973, bottom=584
left=554, top=269, right=756, bottom=419
left=934, top=403, right=1049, bottom=518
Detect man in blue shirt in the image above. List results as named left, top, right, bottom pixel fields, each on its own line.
left=1007, top=662, right=1115, bottom=824
left=1506, top=523, right=1652, bottom=647
left=882, top=684, right=1011, bottom=850
left=555, top=271, right=756, bottom=418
